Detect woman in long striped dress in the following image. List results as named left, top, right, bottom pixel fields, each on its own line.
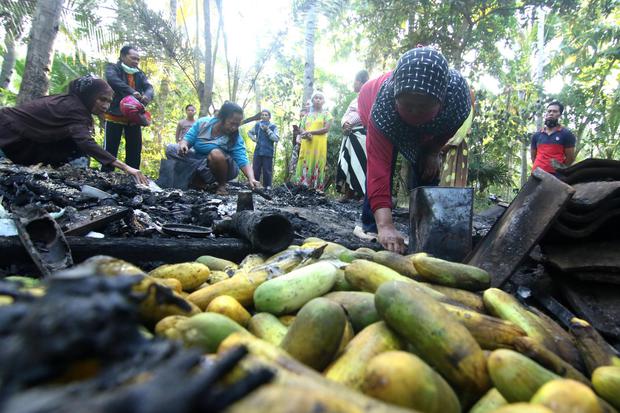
left=336, top=70, right=370, bottom=200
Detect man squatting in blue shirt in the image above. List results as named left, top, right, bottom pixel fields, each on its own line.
left=165, top=102, right=260, bottom=195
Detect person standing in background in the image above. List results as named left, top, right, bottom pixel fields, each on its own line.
left=531, top=100, right=576, bottom=175
left=175, top=104, right=196, bottom=142
left=249, top=109, right=279, bottom=189
left=295, top=92, right=333, bottom=191
left=336, top=70, right=369, bottom=200
left=102, top=45, right=154, bottom=172
left=288, top=102, right=310, bottom=180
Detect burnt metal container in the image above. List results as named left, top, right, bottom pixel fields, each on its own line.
left=409, top=186, right=473, bottom=262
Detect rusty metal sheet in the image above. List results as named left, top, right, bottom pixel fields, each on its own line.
left=466, top=169, right=575, bottom=287
left=14, top=208, right=73, bottom=277
left=543, top=241, right=620, bottom=274
left=409, top=187, right=473, bottom=262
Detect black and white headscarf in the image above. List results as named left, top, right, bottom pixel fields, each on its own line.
left=370, top=47, right=471, bottom=163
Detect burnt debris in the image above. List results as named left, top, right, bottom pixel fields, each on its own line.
left=0, top=272, right=273, bottom=413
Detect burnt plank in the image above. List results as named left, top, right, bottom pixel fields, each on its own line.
left=466, top=169, right=575, bottom=287
left=0, top=236, right=251, bottom=269
left=63, top=206, right=130, bottom=236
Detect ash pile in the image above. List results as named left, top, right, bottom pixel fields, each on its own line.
left=0, top=160, right=383, bottom=275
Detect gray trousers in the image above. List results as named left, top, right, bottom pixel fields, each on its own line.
left=165, top=144, right=239, bottom=184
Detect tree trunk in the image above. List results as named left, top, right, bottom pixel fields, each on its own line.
left=0, top=12, right=28, bottom=90
left=534, top=8, right=545, bottom=131
left=155, top=76, right=170, bottom=145
left=16, top=0, right=64, bottom=105
left=0, top=30, right=17, bottom=89
left=520, top=140, right=528, bottom=187
left=254, top=78, right=261, bottom=112
left=302, top=0, right=317, bottom=106
left=214, top=0, right=229, bottom=100
left=254, top=36, right=262, bottom=113
left=194, top=0, right=201, bottom=87
left=231, top=59, right=240, bottom=103
left=200, top=0, right=214, bottom=116
left=169, top=0, right=177, bottom=22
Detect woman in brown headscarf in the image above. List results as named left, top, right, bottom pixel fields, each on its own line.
left=0, top=75, right=148, bottom=184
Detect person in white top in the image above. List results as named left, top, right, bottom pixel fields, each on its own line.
left=336, top=70, right=369, bottom=201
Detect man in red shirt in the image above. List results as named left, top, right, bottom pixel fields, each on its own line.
left=531, top=101, right=576, bottom=174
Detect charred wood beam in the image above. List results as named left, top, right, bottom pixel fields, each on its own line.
left=215, top=211, right=294, bottom=254
left=0, top=236, right=251, bottom=268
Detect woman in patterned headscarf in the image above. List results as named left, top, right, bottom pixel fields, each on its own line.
left=357, top=47, right=471, bottom=253
left=0, top=75, right=148, bottom=184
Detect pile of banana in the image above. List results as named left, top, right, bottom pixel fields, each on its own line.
left=4, top=238, right=620, bottom=413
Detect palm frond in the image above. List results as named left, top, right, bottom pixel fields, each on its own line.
left=0, top=0, right=36, bottom=38
left=113, top=0, right=198, bottom=90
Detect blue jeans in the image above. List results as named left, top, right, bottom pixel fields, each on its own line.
left=361, top=154, right=439, bottom=233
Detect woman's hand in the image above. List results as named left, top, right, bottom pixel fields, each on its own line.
left=178, top=140, right=189, bottom=156
left=342, top=121, right=352, bottom=134
left=248, top=179, right=262, bottom=190
left=241, top=164, right=261, bottom=190
left=377, top=224, right=406, bottom=254
left=111, top=159, right=149, bottom=185
left=126, top=166, right=149, bottom=185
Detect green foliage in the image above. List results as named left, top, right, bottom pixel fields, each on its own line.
left=547, top=0, right=620, bottom=159
left=2, top=0, right=618, bottom=195
left=349, top=0, right=579, bottom=70
left=0, top=88, right=17, bottom=107
left=113, top=0, right=199, bottom=91
left=467, top=153, right=515, bottom=194
left=48, top=53, right=109, bottom=95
